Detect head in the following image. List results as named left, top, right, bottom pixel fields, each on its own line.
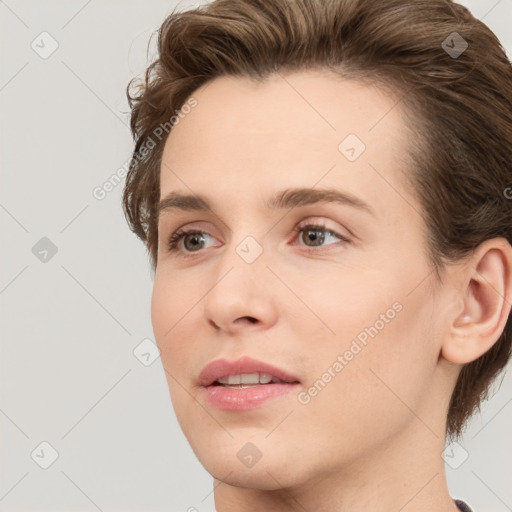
left=123, top=0, right=512, bottom=486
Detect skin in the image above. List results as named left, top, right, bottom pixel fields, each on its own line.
left=151, top=70, right=512, bottom=512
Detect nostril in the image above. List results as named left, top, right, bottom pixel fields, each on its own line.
left=209, top=317, right=258, bottom=329
left=238, top=316, right=258, bottom=324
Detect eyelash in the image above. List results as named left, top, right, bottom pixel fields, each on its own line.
left=166, top=221, right=350, bottom=256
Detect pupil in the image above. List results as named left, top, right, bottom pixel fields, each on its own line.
left=184, top=233, right=204, bottom=251
left=304, top=229, right=324, bottom=246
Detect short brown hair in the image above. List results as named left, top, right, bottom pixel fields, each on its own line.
left=122, top=0, right=512, bottom=440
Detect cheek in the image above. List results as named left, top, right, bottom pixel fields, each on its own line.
left=151, top=266, right=203, bottom=335
left=150, top=275, right=204, bottom=429
left=292, top=297, right=438, bottom=463
left=287, top=264, right=399, bottom=345
left=299, top=267, right=439, bottom=420
left=151, top=274, right=174, bottom=346
left=150, top=271, right=198, bottom=373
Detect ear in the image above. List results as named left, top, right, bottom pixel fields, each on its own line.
left=441, top=238, right=512, bottom=365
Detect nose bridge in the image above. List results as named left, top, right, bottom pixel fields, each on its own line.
left=210, top=232, right=267, bottom=297
left=214, top=209, right=269, bottom=273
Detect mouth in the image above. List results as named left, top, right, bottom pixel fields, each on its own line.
left=198, top=356, right=301, bottom=388
left=198, top=356, right=301, bottom=410
left=209, top=371, right=299, bottom=388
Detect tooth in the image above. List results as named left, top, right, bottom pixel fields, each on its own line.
left=240, top=373, right=260, bottom=385
left=259, top=373, right=273, bottom=384
left=217, top=372, right=281, bottom=386
left=227, top=375, right=241, bottom=385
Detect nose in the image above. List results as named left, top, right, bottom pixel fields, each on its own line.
left=202, top=242, right=279, bottom=334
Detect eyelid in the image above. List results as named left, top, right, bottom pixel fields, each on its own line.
left=294, top=218, right=350, bottom=240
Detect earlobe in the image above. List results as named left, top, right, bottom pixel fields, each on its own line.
left=441, top=238, right=512, bottom=365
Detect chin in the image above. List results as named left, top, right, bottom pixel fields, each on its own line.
left=190, top=436, right=309, bottom=490
left=207, top=459, right=302, bottom=491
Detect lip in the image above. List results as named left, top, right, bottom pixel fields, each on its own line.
left=198, top=355, right=301, bottom=387
left=198, top=356, right=301, bottom=411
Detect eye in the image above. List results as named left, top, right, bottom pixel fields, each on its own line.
left=165, top=221, right=350, bottom=256
left=166, top=229, right=217, bottom=253
left=292, top=221, right=350, bottom=249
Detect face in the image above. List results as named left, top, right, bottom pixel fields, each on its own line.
left=151, top=70, right=449, bottom=489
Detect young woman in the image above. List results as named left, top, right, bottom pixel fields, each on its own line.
left=122, top=1, right=512, bottom=510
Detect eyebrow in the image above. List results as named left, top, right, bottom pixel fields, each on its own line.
left=158, top=187, right=375, bottom=218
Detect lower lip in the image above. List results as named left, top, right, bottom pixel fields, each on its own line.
left=202, top=383, right=301, bottom=411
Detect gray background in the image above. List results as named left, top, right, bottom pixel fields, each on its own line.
left=1, top=1, right=511, bottom=511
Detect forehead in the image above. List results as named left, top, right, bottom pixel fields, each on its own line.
left=159, top=70, right=416, bottom=218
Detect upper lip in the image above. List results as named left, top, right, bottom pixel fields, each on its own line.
left=198, top=356, right=301, bottom=387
